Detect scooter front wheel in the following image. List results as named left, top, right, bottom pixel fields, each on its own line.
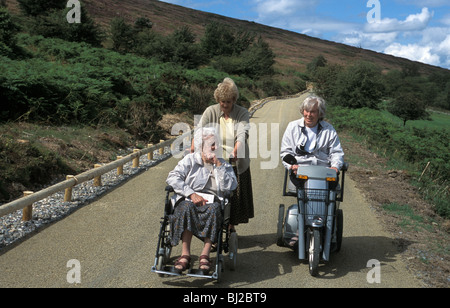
left=308, top=229, right=321, bottom=276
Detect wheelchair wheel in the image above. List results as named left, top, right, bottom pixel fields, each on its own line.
left=276, top=204, right=285, bottom=247
left=228, top=231, right=238, bottom=271
left=156, top=222, right=172, bottom=277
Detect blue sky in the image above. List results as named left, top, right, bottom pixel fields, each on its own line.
left=159, top=0, right=450, bottom=69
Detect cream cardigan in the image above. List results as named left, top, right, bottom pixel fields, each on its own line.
left=199, top=104, right=251, bottom=175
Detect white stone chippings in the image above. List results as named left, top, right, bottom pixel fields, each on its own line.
left=0, top=148, right=172, bottom=249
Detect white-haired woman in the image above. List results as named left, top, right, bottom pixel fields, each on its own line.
left=166, top=127, right=237, bottom=274
left=280, top=95, right=344, bottom=176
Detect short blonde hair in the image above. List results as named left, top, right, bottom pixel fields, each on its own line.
left=214, top=77, right=239, bottom=103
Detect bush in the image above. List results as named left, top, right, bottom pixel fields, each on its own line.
left=332, top=62, right=385, bottom=109
left=0, top=8, right=20, bottom=58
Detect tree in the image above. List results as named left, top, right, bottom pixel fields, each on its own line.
left=388, top=93, right=429, bottom=126
left=23, top=1, right=103, bottom=46
left=168, top=26, right=204, bottom=68
left=110, top=17, right=136, bottom=53
left=307, top=55, right=327, bottom=74
left=332, top=61, right=385, bottom=109
left=134, top=17, right=152, bottom=31
left=0, top=7, right=20, bottom=57
left=312, top=64, right=343, bottom=101
left=18, top=0, right=66, bottom=16
left=240, top=36, right=275, bottom=78
left=201, top=22, right=255, bottom=58
left=201, top=22, right=235, bottom=57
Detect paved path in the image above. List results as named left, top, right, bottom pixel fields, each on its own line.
left=0, top=94, right=423, bottom=288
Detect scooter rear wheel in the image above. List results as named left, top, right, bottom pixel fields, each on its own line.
left=276, top=204, right=285, bottom=247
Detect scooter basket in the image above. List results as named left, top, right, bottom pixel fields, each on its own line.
left=298, top=188, right=334, bottom=224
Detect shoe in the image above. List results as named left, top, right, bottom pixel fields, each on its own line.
left=198, top=255, right=211, bottom=275
left=173, top=255, right=191, bottom=274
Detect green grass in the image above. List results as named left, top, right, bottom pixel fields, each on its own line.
left=380, top=109, right=450, bottom=131
left=382, top=203, right=432, bottom=232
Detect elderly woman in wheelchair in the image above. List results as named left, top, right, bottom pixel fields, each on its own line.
left=165, top=127, right=237, bottom=275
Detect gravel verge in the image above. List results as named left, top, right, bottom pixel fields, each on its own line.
left=0, top=149, right=172, bottom=250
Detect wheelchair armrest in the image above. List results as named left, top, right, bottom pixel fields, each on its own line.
left=223, top=191, right=232, bottom=199
left=165, top=185, right=174, bottom=193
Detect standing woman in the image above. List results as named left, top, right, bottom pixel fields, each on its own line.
left=195, top=77, right=254, bottom=230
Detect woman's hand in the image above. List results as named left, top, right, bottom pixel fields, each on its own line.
left=290, top=164, right=299, bottom=175
left=230, top=141, right=242, bottom=163
left=190, top=193, right=206, bottom=206
left=329, top=167, right=339, bottom=174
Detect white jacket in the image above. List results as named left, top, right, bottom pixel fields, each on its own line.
left=166, top=152, right=237, bottom=204
left=280, top=118, right=344, bottom=170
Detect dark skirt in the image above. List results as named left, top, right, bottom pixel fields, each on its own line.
left=169, top=200, right=223, bottom=246
left=230, top=167, right=254, bottom=225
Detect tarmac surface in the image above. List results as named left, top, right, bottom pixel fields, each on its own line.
left=0, top=94, right=423, bottom=288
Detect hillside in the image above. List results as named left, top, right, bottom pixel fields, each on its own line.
left=81, top=0, right=448, bottom=75
left=4, top=0, right=448, bottom=76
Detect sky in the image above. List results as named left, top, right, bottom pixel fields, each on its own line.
left=159, top=0, right=450, bottom=70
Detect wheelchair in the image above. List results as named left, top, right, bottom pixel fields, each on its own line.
left=151, top=185, right=237, bottom=282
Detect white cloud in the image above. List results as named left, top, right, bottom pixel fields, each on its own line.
left=437, top=35, right=450, bottom=67
left=384, top=43, right=441, bottom=66
left=364, top=7, right=433, bottom=33
left=253, top=0, right=317, bottom=18
left=337, top=30, right=398, bottom=51
left=253, top=0, right=355, bottom=37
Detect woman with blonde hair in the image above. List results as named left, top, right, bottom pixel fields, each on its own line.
left=195, top=77, right=254, bottom=233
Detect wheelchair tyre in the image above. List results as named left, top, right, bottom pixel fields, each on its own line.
left=228, top=231, right=238, bottom=271
left=276, top=204, right=285, bottom=247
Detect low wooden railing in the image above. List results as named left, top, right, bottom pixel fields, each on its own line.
left=0, top=131, right=192, bottom=220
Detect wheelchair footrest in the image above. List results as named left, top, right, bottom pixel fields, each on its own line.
left=151, top=265, right=182, bottom=277
left=186, top=268, right=216, bottom=279
left=152, top=266, right=218, bottom=279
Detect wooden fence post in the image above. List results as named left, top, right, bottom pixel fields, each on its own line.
left=93, top=164, right=102, bottom=186
left=132, top=149, right=140, bottom=167
left=159, top=140, right=164, bottom=156
left=22, top=191, right=33, bottom=221
left=117, top=156, right=123, bottom=175
left=147, top=144, right=153, bottom=160
left=64, top=175, right=75, bottom=202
